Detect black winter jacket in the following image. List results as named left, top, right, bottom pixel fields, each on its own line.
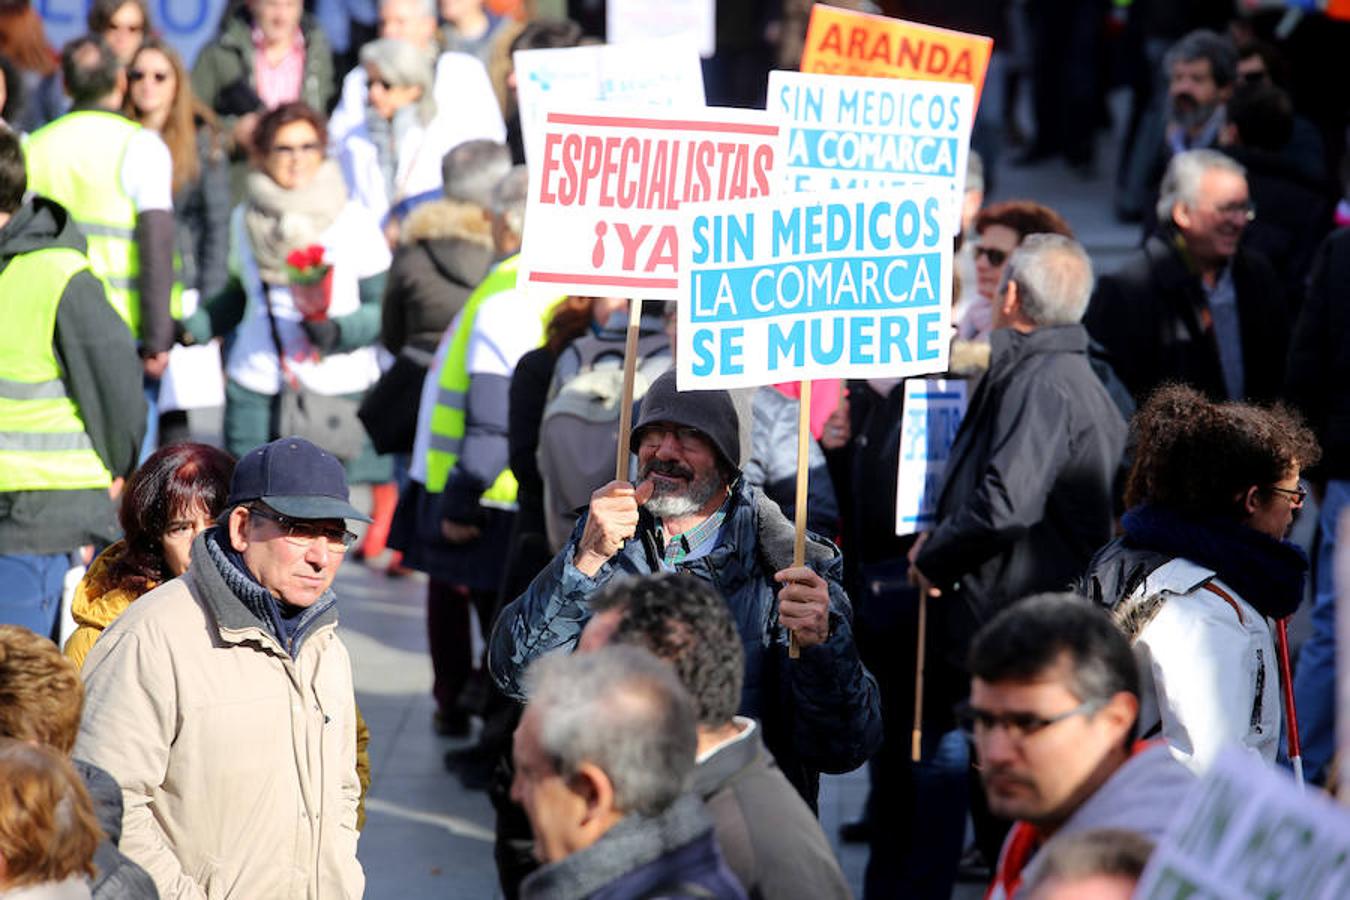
left=1084, top=231, right=1289, bottom=404
left=74, top=759, right=159, bottom=899
left=0, top=197, right=145, bottom=554
left=915, top=325, right=1126, bottom=673
left=490, top=479, right=883, bottom=805
left=1286, top=228, right=1350, bottom=479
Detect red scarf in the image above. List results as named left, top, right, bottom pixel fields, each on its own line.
left=983, top=740, right=1160, bottom=899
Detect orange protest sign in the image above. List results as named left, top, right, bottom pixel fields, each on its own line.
left=800, top=5, right=994, bottom=106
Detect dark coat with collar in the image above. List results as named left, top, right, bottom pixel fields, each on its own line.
left=692, top=726, right=850, bottom=900
left=520, top=795, right=745, bottom=900
left=489, top=479, right=883, bottom=806
left=1083, top=231, right=1289, bottom=404
left=915, top=325, right=1125, bottom=720
left=1286, top=228, right=1350, bottom=480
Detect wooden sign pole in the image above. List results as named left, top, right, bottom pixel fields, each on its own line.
left=789, top=379, right=813, bottom=659
left=614, top=298, right=644, bottom=481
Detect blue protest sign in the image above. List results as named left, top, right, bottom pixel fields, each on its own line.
left=767, top=70, right=973, bottom=199
left=895, top=379, right=967, bottom=534
left=676, top=188, right=954, bottom=390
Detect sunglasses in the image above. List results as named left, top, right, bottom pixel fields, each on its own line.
left=1268, top=481, right=1309, bottom=507
left=247, top=505, right=357, bottom=553
left=128, top=69, right=171, bottom=84
left=973, top=245, right=1009, bottom=266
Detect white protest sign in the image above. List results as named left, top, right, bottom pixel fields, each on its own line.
left=767, top=71, right=973, bottom=199
left=1135, top=748, right=1350, bottom=899
left=519, top=105, right=785, bottom=301
left=894, top=379, right=967, bottom=535
left=606, top=0, right=716, bottom=58
left=513, top=41, right=706, bottom=166
left=40, top=0, right=230, bottom=66
left=675, top=188, right=954, bottom=390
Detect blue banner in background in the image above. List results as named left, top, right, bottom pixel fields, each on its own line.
left=39, top=0, right=229, bottom=66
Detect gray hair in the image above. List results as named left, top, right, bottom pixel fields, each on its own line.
left=360, top=38, right=436, bottom=122
left=1163, top=29, right=1238, bottom=89
left=998, top=234, right=1094, bottom=326
left=1155, top=148, right=1246, bottom=224
left=442, top=140, right=512, bottom=208
left=493, top=164, right=529, bottom=238
left=522, top=645, right=697, bottom=817
left=381, top=0, right=436, bottom=19
left=965, top=149, right=985, bottom=196
left=1024, top=829, right=1155, bottom=898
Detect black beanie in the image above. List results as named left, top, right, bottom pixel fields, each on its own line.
left=630, top=370, right=741, bottom=470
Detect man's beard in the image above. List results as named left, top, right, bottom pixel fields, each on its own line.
left=1169, top=92, right=1218, bottom=133
left=641, top=458, right=725, bottom=519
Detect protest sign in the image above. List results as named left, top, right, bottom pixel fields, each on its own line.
left=1135, top=748, right=1350, bottom=899
left=894, top=379, right=967, bottom=536
left=768, top=70, right=973, bottom=198
left=799, top=5, right=994, bottom=106
left=607, top=0, right=715, bottom=58
left=513, top=41, right=706, bottom=166
left=519, top=105, right=786, bottom=301
left=675, top=188, right=954, bottom=391
left=39, top=0, right=228, bottom=66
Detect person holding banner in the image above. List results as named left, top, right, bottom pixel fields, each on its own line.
left=490, top=369, right=883, bottom=808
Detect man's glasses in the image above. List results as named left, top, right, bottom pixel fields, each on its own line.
left=128, top=70, right=170, bottom=84
left=247, top=505, right=357, bottom=553
left=1268, top=481, right=1309, bottom=508
left=973, top=245, right=1009, bottom=266
left=269, top=141, right=323, bottom=159
left=1208, top=200, right=1256, bottom=222
left=958, top=700, right=1103, bottom=743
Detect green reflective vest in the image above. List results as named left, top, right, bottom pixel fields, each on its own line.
left=423, top=255, right=560, bottom=506
left=25, top=110, right=166, bottom=337
left=0, top=246, right=114, bottom=491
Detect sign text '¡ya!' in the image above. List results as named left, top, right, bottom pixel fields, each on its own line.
left=538, top=134, right=774, bottom=210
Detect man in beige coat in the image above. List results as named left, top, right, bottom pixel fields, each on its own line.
left=74, top=437, right=369, bottom=899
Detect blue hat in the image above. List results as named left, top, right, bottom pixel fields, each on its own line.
left=226, top=437, right=371, bottom=522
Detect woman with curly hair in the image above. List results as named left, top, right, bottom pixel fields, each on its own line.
left=65, top=442, right=234, bottom=669
left=1081, top=384, right=1320, bottom=773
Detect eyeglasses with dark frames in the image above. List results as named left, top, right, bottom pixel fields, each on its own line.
left=1267, top=481, right=1309, bottom=507
left=958, top=699, right=1104, bottom=743
left=247, top=505, right=357, bottom=553
left=128, top=69, right=171, bottom=84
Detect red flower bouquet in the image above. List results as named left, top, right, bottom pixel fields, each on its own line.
left=285, top=244, right=334, bottom=321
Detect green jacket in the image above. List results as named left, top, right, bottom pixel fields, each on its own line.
left=191, top=10, right=335, bottom=197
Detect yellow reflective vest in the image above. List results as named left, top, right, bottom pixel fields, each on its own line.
left=0, top=246, right=114, bottom=491
left=24, top=110, right=176, bottom=338
left=423, top=255, right=561, bottom=507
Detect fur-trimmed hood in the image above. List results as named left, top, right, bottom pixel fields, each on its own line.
left=400, top=198, right=494, bottom=247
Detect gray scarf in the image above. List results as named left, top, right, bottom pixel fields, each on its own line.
left=243, top=158, right=349, bottom=283
left=519, top=794, right=713, bottom=900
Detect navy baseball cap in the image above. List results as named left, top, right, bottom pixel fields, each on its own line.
left=226, top=437, right=371, bottom=522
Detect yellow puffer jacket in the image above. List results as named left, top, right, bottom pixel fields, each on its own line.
left=65, top=541, right=147, bottom=671
left=64, top=540, right=373, bottom=829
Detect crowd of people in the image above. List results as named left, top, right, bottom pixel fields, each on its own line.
left=1, top=1, right=1349, bottom=899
